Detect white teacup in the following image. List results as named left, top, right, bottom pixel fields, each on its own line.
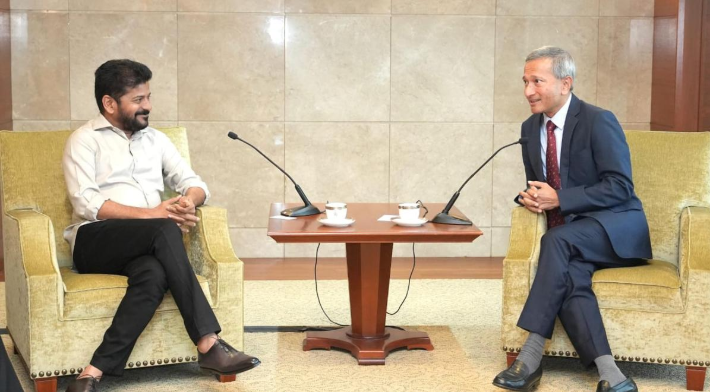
left=325, top=202, right=348, bottom=221
left=398, top=202, right=423, bottom=221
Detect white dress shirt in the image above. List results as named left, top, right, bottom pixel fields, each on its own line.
left=540, top=94, right=573, bottom=179
left=63, top=115, right=210, bottom=252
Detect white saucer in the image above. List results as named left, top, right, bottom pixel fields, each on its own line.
left=318, top=218, right=355, bottom=228
left=392, top=217, right=428, bottom=227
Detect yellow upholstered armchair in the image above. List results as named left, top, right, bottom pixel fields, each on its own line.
left=501, top=130, right=710, bottom=391
left=0, top=128, right=244, bottom=392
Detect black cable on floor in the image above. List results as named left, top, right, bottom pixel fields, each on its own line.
left=314, top=243, right=348, bottom=327
left=387, top=243, right=416, bottom=316
left=244, top=326, right=341, bottom=333
left=314, top=243, right=417, bottom=326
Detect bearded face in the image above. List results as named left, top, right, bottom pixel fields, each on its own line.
left=103, top=82, right=152, bottom=134
left=116, top=102, right=150, bottom=133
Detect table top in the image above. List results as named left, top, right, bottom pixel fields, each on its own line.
left=267, top=203, right=483, bottom=243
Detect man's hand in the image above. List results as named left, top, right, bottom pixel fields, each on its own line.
left=518, top=187, right=541, bottom=214
left=148, top=196, right=181, bottom=219
left=166, top=196, right=200, bottom=233
left=148, top=196, right=199, bottom=233
left=527, top=181, right=560, bottom=211
left=170, top=196, right=196, bottom=215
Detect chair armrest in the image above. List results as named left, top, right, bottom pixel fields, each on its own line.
left=502, top=206, right=546, bottom=297
left=3, top=209, right=63, bottom=356
left=679, top=207, right=710, bottom=277
left=501, top=207, right=546, bottom=345
left=184, top=205, right=243, bottom=307
left=4, top=209, right=61, bottom=277
left=504, top=207, right=546, bottom=264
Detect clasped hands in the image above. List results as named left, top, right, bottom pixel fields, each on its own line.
left=155, top=195, right=200, bottom=233
left=518, top=181, right=560, bottom=214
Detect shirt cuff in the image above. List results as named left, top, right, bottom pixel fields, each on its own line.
left=84, top=194, right=109, bottom=220
left=184, top=183, right=210, bottom=205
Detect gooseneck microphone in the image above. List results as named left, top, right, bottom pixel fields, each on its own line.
left=431, top=137, right=529, bottom=225
left=227, top=132, right=321, bottom=217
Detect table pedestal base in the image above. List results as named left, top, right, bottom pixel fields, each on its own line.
left=303, top=327, right=433, bottom=365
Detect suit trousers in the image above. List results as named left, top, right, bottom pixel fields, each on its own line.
left=516, top=217, right=645, bottom=366
left=72, top=218, right=221, bottom=376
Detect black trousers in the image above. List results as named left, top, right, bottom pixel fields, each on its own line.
left=516, top=217, right=645, bottom=366
left=73, top=219, right=221, bottom=376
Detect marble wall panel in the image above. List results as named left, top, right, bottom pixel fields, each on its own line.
left=391, top=16, right=494, bottom=122
left=184, top=121, right=285, bottom=228
left=392, top=0, right=495, bottom=15
left=597, top=17, right=653, bottom=123
left=10, top=0, right=66, bottom=10
left=285, top=0, right=389, bottom=14
left=285, top=15, right=390, bottom=121
left=69, top=0, right=176, bottom=11
left=494, top=17, right=599, bottom=123
left=69, top=12, right=178, bottom=121
left=11, top=11, right=69, bottom=120
left=599, top=0, right=653, bottom=17
left=231, top=228, right=284, bottom=258
left=390, top=123, right=493, bottom=227
left=284, top=122, right=389, bottom=203
left=179, top=14, right=284, bottom=122
left=496, top=0, right=599, bottom=16
left=178, top=0, right=283, bottom=13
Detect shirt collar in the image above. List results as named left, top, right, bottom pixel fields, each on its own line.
left=543, top=93, right=573, bottom=131
left=91, top=114, right=146, bottom=140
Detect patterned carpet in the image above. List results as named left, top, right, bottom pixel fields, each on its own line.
left=0, top=280, right=702, bottom=391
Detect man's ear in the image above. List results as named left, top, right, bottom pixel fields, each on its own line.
left=102, top=95, right=117, bottom=114
left=562, top=76, right=573, bottom=94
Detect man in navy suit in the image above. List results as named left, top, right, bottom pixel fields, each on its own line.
left=492, top=47, right=651, bottom=392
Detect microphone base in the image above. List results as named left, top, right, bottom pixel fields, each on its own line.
left=281, top=204, right=322, bottom=217
left=431, top=212, right=473, bottom=225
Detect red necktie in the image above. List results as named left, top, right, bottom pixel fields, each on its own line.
left=545, top=120, right=564, bottom=228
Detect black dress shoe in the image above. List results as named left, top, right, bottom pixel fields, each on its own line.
left=596, top=377, right=638, bottom=392
left=65, top=376, right=99, bottom=392
left=198, top=338, right=261, bottom=376
left=492, top=360, right=542, bottom=391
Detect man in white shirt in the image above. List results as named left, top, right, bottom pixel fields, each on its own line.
left=63, top=59, right=259, bottom=392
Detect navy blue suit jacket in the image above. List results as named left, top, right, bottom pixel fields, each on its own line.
left=519, top=94, right=652, bottom=260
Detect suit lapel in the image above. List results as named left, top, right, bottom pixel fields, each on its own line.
left=560, top=94, right=580, bottom=188
left=528, top=114, right=545, bottom=181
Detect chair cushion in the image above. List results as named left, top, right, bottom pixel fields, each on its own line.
left=592, top=260, right=684, bottom=312
left=60, top=267, right=212, bottom=320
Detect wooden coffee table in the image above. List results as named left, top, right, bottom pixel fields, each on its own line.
left=267, top=203, right=483, bottom=365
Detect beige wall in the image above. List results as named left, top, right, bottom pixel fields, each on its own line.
left=9, top=0, right=655, bottom=258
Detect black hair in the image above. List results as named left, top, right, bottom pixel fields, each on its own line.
left=94, top=59, right=152, bottom=113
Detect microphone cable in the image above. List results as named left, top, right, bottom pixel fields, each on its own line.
left=314, top=242, right=417, bottom=326
left=314, top=243, right=348, bottom=327
left=387, top=243, right=416, bottom=316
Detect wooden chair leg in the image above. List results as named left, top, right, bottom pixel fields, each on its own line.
left=506, top=352, right=519, bottom=367
left=34, top=377, right=57, bottom=392
left=686, top=366, right=706, bottom=391
left=217, top=374, right=236, bottom=383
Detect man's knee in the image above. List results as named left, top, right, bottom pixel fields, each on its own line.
left=566, top=261, right=595, bottom=287
left=540, top=227, right=571, bottom=249
left=128, top=258, right=168, bottom=295
left=150, top=218, right=183, bottom=244
left=537, top=228, right=578, bottom=273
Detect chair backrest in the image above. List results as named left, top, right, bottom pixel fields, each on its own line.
left=0, top=127, right=191, bottom=268
left=626, top=130, right=710, bottom=266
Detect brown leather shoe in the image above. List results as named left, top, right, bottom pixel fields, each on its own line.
left=198, top=338, right=260, bottom=375
left=65, top=376, right=99, bottom=392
